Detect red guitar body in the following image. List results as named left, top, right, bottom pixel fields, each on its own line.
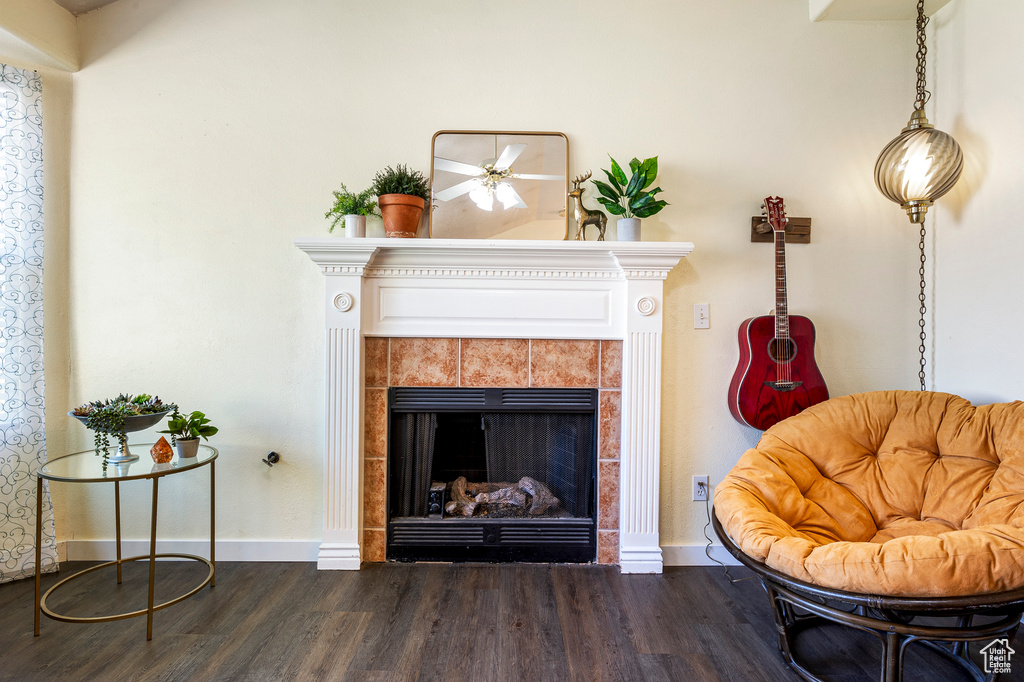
left=728, top=196, right=829, bottom=430
left=728, top=314, right=829, bottom=431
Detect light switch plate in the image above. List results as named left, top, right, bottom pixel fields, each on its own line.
left=693, top=303, right=710, bottom=329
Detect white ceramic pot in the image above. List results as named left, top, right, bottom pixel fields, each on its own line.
left=617, top=217, right=641, bottom=241
left=176, top=438, right=200, bottom=459
left=344, top=214, right=366, bottom=238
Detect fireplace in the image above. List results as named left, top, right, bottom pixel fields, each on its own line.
left=387, top=387, right=597, bottom=562
left=295, top=238, right=693, bottom=573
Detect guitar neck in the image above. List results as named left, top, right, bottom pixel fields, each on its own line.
left=774, top=228, right=789, bottom=338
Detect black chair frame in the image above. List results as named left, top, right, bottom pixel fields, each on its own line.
left=712, top=509, right=1024, bottom=682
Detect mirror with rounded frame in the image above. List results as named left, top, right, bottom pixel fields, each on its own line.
left=429, top=131, right=568, bottom=240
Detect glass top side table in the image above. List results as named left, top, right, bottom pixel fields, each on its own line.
left=34, top=443, right=217, bottom=640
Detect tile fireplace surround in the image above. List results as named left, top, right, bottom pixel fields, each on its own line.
left=296, top=238, right=693, bottom=574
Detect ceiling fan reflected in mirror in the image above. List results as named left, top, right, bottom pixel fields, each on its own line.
left=434, top=141, right=564, bottom=211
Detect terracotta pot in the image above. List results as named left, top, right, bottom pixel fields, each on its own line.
left=378, top=194, right=425, bottom=238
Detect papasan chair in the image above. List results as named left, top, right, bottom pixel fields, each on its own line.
left=714, top=390, right=1024, bottom=682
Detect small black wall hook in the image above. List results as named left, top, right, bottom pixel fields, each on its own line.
left=262, top=451, right=281, bottom=467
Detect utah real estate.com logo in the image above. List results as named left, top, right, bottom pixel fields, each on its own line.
left=981, top=638, right=1015, bottom=675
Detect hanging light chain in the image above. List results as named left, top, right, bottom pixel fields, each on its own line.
left=918, top=220, right=928, bottom=390
left=914, top=0, right=931, bottom=111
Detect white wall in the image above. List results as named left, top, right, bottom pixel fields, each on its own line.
left=932, top=0, right=1024, bottom=405
left=52, top=0, right=923, bottom=556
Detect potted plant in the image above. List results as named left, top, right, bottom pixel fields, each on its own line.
left=70, top=394, right=176, bottom=462
left=591, top=156, right=668, bottom=241
left=371, top=164, right=430, bottom=238
left=325, top=183, right=378, bottom=238
left=159, top=409, right=218, bottom=459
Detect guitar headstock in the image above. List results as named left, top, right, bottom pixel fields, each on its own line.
left=763, top=196, right=788, bottom=233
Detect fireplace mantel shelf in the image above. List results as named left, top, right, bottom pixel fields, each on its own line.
left=296, top=237, right=694, bottom=574
left=294, top=238, right=694, bottom=279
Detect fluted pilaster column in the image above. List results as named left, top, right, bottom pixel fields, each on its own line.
left=614, top=252, right=683, bottom=574
left=301, top=244, right=378, bottom=569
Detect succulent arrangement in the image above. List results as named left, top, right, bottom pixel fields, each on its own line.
left=325, top=182, right=379, bottom=232
left=72, top=394, right=176, bottom=456
left=592, top=156, right=668, bottom=219
left=159, top=410, right=218, bottom=445
left=371, top=164, right=430, bottom=201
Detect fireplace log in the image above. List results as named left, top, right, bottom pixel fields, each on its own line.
left=445, top=476, right=478, bottom=517
left=474, top=485, right=527, bottom=508
left=469, top=477, right=561, bottom=515
left=465, top=481, right=510, bottom=496
left=518, top=476, right=560, bottom=515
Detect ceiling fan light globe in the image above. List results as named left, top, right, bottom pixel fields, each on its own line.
left=495, top=183, right=517, bottom=209
left=469, top=184, right=493, bottom=211
left=468, top=184, right=487, bottom=202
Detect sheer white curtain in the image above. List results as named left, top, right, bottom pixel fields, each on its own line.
left=0, top=64, right=56, bottom=583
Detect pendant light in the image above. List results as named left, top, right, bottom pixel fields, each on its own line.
left=873, top=0, right=963, bottom=390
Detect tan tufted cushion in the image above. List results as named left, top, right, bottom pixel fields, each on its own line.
left=715, top=391, right=1024, bottom=597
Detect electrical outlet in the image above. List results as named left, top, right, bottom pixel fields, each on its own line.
left=693, top=475, right=710, bottom=502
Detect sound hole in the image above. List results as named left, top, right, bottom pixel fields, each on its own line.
left=768, top=338, right=796, bottom=364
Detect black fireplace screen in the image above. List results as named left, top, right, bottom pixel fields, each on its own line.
left=387, top=387, right=598, bottom=562
left=390, top=411, right=593, bottom=520
left=481, top=413, right=591, bottom=518
left=391, top=412, right=437, bottom=518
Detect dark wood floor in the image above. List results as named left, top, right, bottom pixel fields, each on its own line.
left=2, top=560, right=1021, bottom=681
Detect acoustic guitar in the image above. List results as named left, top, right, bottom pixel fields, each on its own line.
left=728, top=197, right=828, bottom=430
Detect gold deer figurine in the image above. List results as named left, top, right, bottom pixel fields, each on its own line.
left=568, top=171, right=607, bottom=241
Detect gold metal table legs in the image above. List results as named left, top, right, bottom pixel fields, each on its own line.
left=34, top=460, right=216, bottom=640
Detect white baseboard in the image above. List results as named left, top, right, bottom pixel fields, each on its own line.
left=661, top=543, right=742, bottom=567
left=65, top=539, right=319, bottom=562
left=63, top=540, right=741, bottom=568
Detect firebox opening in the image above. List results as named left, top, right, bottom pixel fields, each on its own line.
left=386, top=387, right=598, bottom=563
left=432, top=413, right=487, bottom=491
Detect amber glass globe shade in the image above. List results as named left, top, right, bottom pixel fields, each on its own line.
left=875, top=121, right=963, bottom=223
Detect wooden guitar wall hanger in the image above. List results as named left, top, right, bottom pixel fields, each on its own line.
left=751, top=216, right=812, bottom=243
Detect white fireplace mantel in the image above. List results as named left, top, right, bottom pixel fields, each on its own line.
left=296, top=238, right=693, bottom=573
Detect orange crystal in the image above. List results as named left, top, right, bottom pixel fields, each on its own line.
left=150, top=436, right=173, bottom=463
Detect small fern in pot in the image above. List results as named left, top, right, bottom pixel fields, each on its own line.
left=325, top=183, right=378, bottom=237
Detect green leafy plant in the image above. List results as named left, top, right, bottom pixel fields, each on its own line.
left=371, top=164, right=430, bottom=201
left=72, top=394, right=176, bottom=456
left=159, top=410, right=218, bottom=445
left=325, top=183, right=379, bottom=232
left=592, top=156, right=668, bottom=219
